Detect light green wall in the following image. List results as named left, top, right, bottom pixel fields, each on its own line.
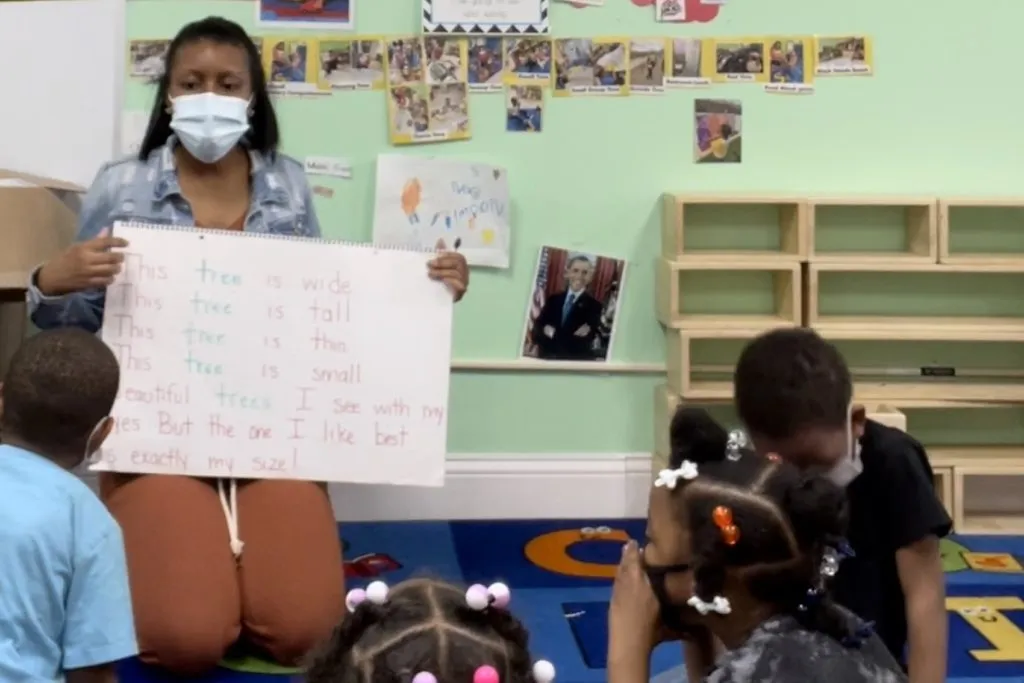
left=125, top=0, right=1024, bottom=452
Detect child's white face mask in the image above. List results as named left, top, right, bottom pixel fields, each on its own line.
left=83, top=416, right=112, bottom=466
left=825, top=403, right=863, bottom=488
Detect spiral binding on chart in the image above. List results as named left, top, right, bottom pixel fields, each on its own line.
left=113, top=220, right=440, bottom=254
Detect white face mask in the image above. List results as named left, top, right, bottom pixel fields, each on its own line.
left=82, top=417, right=111, bottom=467
left=825, top=403, right=863, bottom=488
left=169, top=93, right=250, bottom=164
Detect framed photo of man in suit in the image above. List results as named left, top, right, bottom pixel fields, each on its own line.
left=521, top=246, right=627, bottom=362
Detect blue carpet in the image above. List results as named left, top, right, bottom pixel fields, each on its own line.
left=118, top=521, right=1024, bottom=682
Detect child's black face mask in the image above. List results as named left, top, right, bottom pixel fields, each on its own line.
left=644, top=559, right=701, bottom=637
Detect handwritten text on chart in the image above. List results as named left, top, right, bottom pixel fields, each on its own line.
left=102, top=240, right=449, bottom=481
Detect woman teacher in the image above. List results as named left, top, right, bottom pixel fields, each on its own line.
left=27, top=16, right=468, bottom=676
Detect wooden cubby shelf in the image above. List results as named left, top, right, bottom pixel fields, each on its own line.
left=931, top=446, right=1024, bottom=535
left=661, top=194, right=807, bottom=262
left=653, top=192, right=1024, bottom=533
left=664, top=329, right=1020, bottom=407
left=939, top=198, right=1024, bottom=266
left=807, top=261, right=1024, bottom=345
left=806, top=197, right=937, bottom=264
left=664, top=326, right=799, bottom=400
left=811, top=325, right=1024, bottom=403
left=932, top=466, right=954, bottom=520
left=656, top=258, right=801, bottom=330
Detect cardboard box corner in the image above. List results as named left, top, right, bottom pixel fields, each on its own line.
left=0, top=167, right=83, bottom=292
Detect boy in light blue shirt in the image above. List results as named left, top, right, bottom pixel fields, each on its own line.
left=0, top=328, right=137, bottom=682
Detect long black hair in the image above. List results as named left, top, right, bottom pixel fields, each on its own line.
left=668, top=407, right=858, bottom=645
left=138, top=16, right=279, bottom=160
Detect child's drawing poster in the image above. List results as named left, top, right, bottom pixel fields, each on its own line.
left=372, top=154, right=510, bottom=269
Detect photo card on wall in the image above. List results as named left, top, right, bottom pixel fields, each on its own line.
left=629, top=38, right=667, bottom=94
left=467, top=37, right=505, bottom=92
left=765, top=36, right=814, bottom=94
left=503, top=38, right=552, bottom=85
left=815, top=35, right=873, bottom=76
left=506, top=85, right=543, bottom=132
left=521, top=246, right=627, bottom=363
left=318, top=37, right=385, bottom=91
left=425, top=36, right=469, bottom=84
left=127, top=39, right=169, bottom=81
left=257, top=0, right=353, bottom=31
left=666, top=38, right=710, bottom=88
left=694, top=98, right=742, bottom=163
left=384, top=38, right=471, bottom=144
left=553, top=38, right=628, bottom=96
left=711, top=38, right=767, bottom=83
left=264, top=37, right=327, bottom=95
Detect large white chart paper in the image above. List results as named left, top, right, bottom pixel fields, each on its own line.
left=95, top=222, right=454, bottom=486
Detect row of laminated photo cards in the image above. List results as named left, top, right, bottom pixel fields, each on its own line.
left=129, top=35, right=871, bottom=95
left=127, top=35, right=869, bottom=145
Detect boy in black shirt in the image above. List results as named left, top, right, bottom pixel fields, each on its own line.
left=731, top=328, right=951, bottom=683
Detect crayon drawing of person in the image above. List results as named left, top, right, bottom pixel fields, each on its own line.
left=401, top=179, right=422, bottom=224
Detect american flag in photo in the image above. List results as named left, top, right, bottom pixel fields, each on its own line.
left=527, top=248, right=550, bottom=352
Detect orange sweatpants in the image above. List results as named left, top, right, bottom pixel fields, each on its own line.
left=100, top=473, right=345, bottom=675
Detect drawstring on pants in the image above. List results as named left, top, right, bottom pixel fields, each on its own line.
left=217, top=478, right=244, bottom=558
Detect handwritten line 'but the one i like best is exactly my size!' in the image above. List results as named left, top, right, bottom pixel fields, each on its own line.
left=102, top=252, right=447, bottom=478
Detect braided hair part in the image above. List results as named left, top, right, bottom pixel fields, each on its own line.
left=305, top=579, right=538, bottom=683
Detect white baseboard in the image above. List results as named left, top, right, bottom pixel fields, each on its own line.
left=331, top=454, right=654, bottom=521
left=78, top=453, right=654, bottom=521
left=76, top=452, right=1024, bottom=523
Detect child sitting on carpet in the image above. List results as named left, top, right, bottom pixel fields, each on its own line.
left=607, top=407, right=907, bottom=683
left=305, top=578, right=557, bottom=683
left=0, top=328, right=137, bottom=682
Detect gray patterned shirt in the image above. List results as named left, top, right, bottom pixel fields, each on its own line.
left=706, top=614, right=907, bottom=683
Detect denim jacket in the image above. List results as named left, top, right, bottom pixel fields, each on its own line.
left=27, top=138, right=320, bottom=334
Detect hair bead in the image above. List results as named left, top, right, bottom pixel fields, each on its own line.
left=473, top=665, right=500, bottom=683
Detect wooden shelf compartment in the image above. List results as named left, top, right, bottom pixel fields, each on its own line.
left=939, top=198, right=1024, bottom=266
left=656, top=258, right=801, bottom=330
left=666, top=331, right=1023, bottom=407
left=806, top=197, right=937, bottom=264
left=816, top=334, right=1024, bottom=404
left=939, top=447, right=1024, bottom=535
left=661, top=194, right=807, bottom=261
left=930, top=445, right=1024, bottom=468
left=932, top=466, right=954, bottom=520
left=665, top=326, right=798, bottom=400
left=806, top=262, right=1024, bottom=339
